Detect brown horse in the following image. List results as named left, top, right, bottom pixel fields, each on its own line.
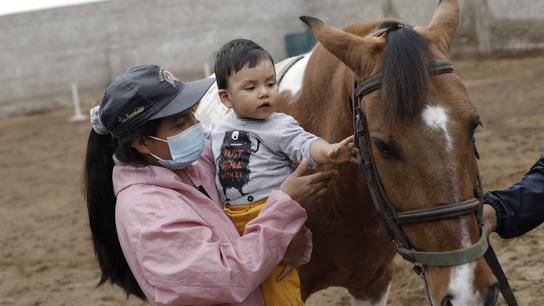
left=276, top=1, right=498, bottom=305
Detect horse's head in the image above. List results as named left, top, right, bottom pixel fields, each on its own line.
left=302, top=1, right=498, bottom=305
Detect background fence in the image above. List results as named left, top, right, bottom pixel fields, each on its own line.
left=1, top=0, right=543, bottom=115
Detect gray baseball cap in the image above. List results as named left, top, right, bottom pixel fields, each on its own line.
left=98, top=64, right=214, bottom=138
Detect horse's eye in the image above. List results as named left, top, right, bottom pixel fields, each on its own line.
left=372, top=139, right=395, bottom=157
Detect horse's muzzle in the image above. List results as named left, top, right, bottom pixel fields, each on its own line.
left=484, top=284, right=499, bottom=306
left=440, top=284, right=498, bottom=306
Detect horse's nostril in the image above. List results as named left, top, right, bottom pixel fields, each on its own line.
left=484, top=284, right=499, bottom=306
left=441, top=294, right=453, bottom=306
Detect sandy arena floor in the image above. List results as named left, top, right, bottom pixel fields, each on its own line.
left=1, top=55, right=543, bottom=305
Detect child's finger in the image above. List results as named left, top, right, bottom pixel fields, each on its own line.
left=276, top=266, right=294, bottom=282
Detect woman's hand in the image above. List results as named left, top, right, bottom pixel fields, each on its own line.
left=277, top=229, right=308, bottom=281
left=278, top=230, right=308, bottom=267
left=280, top=159, right=337, bottom=205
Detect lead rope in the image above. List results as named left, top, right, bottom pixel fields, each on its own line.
left=484, top=246, right=518, bottom=306
left=476, top=167, right=518, bottom=306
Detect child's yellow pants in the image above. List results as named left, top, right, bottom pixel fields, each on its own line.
left=224, top=198, right=305, bottom=306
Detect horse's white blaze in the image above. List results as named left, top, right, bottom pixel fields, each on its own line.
left=422, top=105, right=480, bottom=304
left=350, top=282, right=391, bottom=306
left=422, top=105, right=461, bottom=198
left=422, top=105, right=453, bottom=151
left=278, top=51, right=312, bottom=99
left=448, top=217, right=481, bottom=306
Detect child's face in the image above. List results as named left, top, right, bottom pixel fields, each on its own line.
left=219, top=60, right=279, bottom=120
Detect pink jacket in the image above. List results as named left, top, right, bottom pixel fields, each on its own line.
left=112, top=140, right=311, bottom=306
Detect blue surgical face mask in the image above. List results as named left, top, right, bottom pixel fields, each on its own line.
left=147, top=122, right=205, bottom=170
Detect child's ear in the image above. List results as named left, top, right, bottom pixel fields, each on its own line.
left=218, top=89, right=233, bottom=108
left=131, top=136, right=152, bottom=155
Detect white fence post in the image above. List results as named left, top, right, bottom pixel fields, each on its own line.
left=69, top=82, right=87, bottom=122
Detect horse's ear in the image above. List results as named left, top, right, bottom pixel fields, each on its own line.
left=420, top=0, right=459, bottom=55
left=300, top=16, right=384, bottom=75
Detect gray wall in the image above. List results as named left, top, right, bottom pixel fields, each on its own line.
left=1, top=0, right=543, bottom=115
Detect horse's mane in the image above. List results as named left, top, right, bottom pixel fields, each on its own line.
left=383, top=24, right=433, bottom=123
left=347, top=20, right=434, bottom=123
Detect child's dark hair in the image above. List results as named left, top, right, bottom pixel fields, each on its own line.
left=215, top=38, right=275, bottom=90
left=83, top=119, right=161, bottom=300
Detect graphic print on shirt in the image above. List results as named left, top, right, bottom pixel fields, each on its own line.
left=216, top=130, right=261, bottom=202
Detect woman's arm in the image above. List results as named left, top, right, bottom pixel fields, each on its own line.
left=136, top=190, right=305, bottom=305
left=134, top=161, right=335, bottom=305
left=483, top=154, right=544, bottom=238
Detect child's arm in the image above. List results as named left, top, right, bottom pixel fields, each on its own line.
left=310, top=135, right=358, bottom=165
left=272, top=114, right=358, bottom=166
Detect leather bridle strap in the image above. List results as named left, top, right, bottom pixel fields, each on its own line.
left=396, top=198, right=481, bottom=224
left=398, top=226, right=489, bottom=266
left=355, top=58, right=454, bottom=99
left=485, top=246, right=519, bottom=306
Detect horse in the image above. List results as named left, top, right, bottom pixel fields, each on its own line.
left=196, top=1, right=500, bottom=305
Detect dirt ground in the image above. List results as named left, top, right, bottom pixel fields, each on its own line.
left=1, top=55, right=543, bottom=306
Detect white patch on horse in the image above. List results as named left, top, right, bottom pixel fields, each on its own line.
left=278, top=51, right=312, bottom=99
left=422, top=106, right=480, bottom=304
left=422, top=105, right=453, bottom=151
left=448, top=218, right=481, bottom=305
left=350, top=282, right=391, bottom=306
left=422, top=104, right=461, bottom=199
left=194, top=75, right=231, bottom=129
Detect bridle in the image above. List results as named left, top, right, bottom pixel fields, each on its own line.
left=350, top=26, right=518, bottom=306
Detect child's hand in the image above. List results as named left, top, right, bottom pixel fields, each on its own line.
left=327, top=135, right=359, bottom=164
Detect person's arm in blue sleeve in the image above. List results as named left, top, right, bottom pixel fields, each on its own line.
left=483, top=154, right=544, bottom=239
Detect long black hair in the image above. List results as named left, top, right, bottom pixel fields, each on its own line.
left=83, top=119, right=161, bottom=300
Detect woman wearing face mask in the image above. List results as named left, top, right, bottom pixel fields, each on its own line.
left=84, top=64, right=335, bottom=306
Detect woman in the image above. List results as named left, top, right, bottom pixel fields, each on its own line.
left=84, top=64, right=336, bottom=305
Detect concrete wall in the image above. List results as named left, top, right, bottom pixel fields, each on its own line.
left=1, top=0, right=543, bottom=115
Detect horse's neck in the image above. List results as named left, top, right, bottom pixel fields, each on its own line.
left=278, top=50, right=374, bottom=227
left=281, top=53, right=353, bottom=140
